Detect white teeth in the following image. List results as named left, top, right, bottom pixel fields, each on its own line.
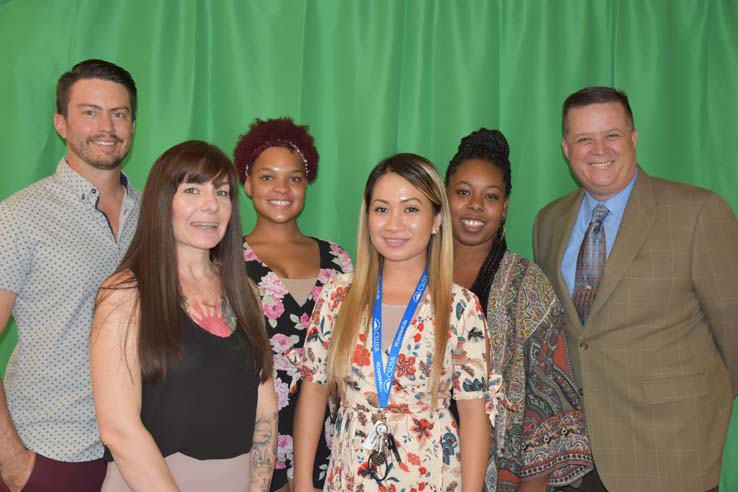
left=269, top=200, right=290, bottom=206
left=91, top=140, right=115, bottom=146
left=461, top=219, right=484, bottom=227
left=590, top=161, right=613, bottom=169
left=192, top=222, right=218, bottom=228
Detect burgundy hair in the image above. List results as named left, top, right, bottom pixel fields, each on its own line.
left=233, top=117, right=319, bottom=184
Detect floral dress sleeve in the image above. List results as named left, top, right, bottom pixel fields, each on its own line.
left=327, top=241, right=354, bottom=274
left=451, top=287, right=491, bottom=402
left=301, top=274, right=351, bottom=385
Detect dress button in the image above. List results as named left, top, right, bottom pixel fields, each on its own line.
left=579, top=341, right=589, bottom=350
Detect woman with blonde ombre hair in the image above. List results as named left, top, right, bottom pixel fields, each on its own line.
left=294, top=153, right=493, bottom=492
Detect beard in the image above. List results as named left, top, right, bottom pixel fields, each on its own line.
left=68, top=135, right=131, bottom=171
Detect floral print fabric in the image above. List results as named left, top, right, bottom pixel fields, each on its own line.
left=484, top=252, right=593, bottom=491
left=244, top=238, right=353, bottom=490
left=302, top=273, right=493, bottom=492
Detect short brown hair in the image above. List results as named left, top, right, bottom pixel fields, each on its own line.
left=562, top=86, right=634, bottom=135
left=56, top=59, right=137, bottom=120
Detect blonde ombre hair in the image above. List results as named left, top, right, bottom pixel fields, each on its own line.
left=326, top=153, right=454, bottom=407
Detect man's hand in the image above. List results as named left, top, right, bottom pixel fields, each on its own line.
left=0, top=448, right=35, bottom=492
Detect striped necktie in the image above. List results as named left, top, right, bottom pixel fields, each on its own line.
left=573, top=204, right=609, bottom=324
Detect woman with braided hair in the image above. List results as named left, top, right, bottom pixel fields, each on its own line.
left=446, top=129, right=593, bottom=492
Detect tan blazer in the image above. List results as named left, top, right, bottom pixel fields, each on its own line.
left=533, top=169, right=738, bottom=492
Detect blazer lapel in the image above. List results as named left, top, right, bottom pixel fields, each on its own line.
left=588, top=169, right=656, bottom=324
left=554, top=190, right=585, bottom=338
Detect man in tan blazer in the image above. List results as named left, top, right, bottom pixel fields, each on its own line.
left=533, top=86, right=738, bottom=492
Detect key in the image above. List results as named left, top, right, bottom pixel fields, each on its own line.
left=362, top=420, right=388, bottom=450
left=370, top=422, right=388, bottom=465
left=385, top=433, right=401, bottom=463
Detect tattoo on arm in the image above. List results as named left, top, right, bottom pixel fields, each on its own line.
left=249, top=410, right=278, bottom=492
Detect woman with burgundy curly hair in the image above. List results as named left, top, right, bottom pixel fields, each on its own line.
left=234, top=118, right=353, bottom=492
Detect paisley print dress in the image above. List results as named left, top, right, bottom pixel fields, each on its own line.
left=484, top=252, right=593, bottom=491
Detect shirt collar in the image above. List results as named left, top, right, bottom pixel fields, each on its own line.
left=582, top=167, right=638, bottom=221
left=56, top=156, right=132, bottom=205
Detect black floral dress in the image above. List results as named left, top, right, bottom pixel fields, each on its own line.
left=243, top=238, right=353, bottom=491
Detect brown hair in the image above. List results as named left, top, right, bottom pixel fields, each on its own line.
left=109, top=140, right=271, bottom=383
left=562, top=86, right=634, bottom=135
left=57, top=59, right=138, bottom=120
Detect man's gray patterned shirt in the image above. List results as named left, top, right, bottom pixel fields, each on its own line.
left=0, top=157, right=140, bottom=461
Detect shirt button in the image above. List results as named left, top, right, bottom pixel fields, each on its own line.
left=579, top=341, right=589, bottom=350
left=81, top=193, right=86, bottom=200
left=92, top=189, right=97, bottom=194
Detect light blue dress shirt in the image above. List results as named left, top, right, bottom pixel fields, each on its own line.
left=561, top=169, right=638, bottom=296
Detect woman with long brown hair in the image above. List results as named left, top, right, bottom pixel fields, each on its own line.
left=91, top=140, right=277, bottom=492
left=294, top=153, right=492, bottom=492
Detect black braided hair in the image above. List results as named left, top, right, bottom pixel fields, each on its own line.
left=445, top=128, right=511, bottom=314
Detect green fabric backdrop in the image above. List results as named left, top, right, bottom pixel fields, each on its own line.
left=1, top=0, right=736, bottom=487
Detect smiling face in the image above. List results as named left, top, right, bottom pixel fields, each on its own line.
left=447, top=158, right=509, bottom=251
left=53, top=78, right=135, bottom=172
left=367, top=172, right=442, bottom=270
left=243, top=146, right=307, bottom=224
left=563, top=102, right=638, bottom=201
left=172, top=178, right=232, bottom=257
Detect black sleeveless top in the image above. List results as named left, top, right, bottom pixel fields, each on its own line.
left=104, top=309, right=260, bottom=461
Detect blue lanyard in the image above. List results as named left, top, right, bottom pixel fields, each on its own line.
left=371, top=267, right=428, bottom=409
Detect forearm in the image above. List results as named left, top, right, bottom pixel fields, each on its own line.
left=249, top=377, right=278, bottom=492
left=248, top=409, right=278, bottom=492
left=293, top=381, right=329, bottom=491
left=0, top=292, right=26, bottom=471
left=102, top=423, right=179, bottom=492
left=0, top=377, right=35, bottom=492
left=517, top=475, right=549, bottom=492
left=0, top=379, right=25, bottom=465
left=457, top=399, right=490, bottom=492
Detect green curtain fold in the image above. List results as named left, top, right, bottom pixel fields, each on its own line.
left=1, top=1, right=736, bottom=488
